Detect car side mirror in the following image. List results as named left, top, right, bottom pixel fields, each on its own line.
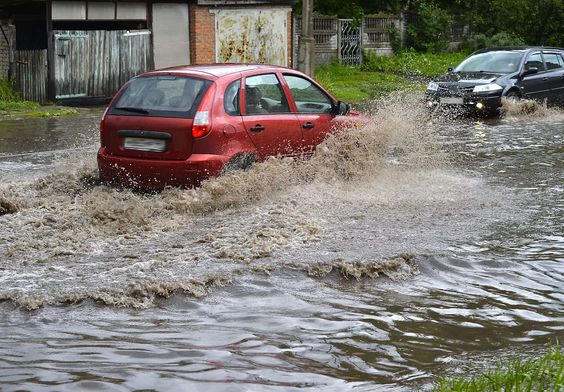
left=333, top=101, right=350, bottom=116
left=521, top=67, right=539, bottom=77
left=448, top=67, right=454, bottom=72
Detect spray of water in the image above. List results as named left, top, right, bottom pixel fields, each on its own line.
left=499, top=97, right=562, bottom=119
left=0, top=92, right=511, bottom=308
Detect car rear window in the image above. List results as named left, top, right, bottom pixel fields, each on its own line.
left=108, top=75, right=212, bottom=118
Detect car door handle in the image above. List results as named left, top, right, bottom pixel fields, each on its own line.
left=250, top=124, right=265, bottom=132
left=303, top=122, right=315, bottom=129
left=543, top=77, right=549, bottom=81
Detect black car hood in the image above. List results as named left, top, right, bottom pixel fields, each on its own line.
left=435, top=72, right=503, bottom=84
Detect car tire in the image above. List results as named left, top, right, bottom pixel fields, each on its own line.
left=221, top=153, right=257, bottom=175
left=505, top=90, right=521, bottom=103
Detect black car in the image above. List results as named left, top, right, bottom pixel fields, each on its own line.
left=425, top=46, right=564, bottom=115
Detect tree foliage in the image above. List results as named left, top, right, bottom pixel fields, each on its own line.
left=407, top=1, right=452, bottom=53
left=295, top=0, right=563, bottom=50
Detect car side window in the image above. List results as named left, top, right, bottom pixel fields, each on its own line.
left=543, top=53, right=564, bottom=70
left=283, top=74, right=333, bottom=114
left=524, top=53, right=546, bottom=72
left=244, top=74, right=289, bottom=115
left=224, top=79, right=241, bottom=115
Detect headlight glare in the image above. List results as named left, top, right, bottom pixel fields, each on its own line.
left=473, top=83, right=503, bottom=93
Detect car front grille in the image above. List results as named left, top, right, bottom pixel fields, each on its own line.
left=438, top=85, right=474, bottom=96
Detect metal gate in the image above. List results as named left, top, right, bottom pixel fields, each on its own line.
left=338, top=19, right=362, bottom=65
left=54, top=30, right=153, bottom=99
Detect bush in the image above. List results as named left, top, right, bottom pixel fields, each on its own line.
left=407, top=1, right=453, bottom=53
left=0, top=78, right=21, bottom=102
left=459, top=32, right=526, bottom=53
left=0, top=78, right=40, bottom=111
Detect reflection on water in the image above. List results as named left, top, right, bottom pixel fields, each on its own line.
left=0, top=97, right=562, bottom=390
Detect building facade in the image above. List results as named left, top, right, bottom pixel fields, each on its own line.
left=0, top=0, right=296, bottom=103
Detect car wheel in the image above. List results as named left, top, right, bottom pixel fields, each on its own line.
left=221, top=153, right=257, bottom=175
left=505, top=90, right=521, bottom=103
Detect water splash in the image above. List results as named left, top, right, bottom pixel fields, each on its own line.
left=0, top=93, right=519, bottom=308
left=499, top=97, right=562, bottom=119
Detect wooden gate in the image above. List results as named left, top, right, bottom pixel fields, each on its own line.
left=54, top=30, right=152, bottom=100
left=54, top=32, right=88, bottom=98
left=15, top=50, right=48, bottom=103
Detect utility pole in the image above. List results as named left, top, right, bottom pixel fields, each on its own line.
left=297, top=0, right=314, bottom=76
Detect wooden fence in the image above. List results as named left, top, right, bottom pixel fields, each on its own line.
left=13, top=30, right=152, bottom=103
left=54, top=30, right=152, bottom=99
left=15, top=50, right=48, bottom=103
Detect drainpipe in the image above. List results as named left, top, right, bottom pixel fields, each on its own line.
left=297, top=0, right=314, bottom=76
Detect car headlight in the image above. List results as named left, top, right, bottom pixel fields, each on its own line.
left=473, top=83, right=503, bottom=93
left=427, top=82, right=439, bottom=92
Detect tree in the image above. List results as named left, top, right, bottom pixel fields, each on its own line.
left=407, top=1, right=452, bottom=52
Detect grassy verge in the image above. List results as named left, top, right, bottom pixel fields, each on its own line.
left=0, top=79, right=78, bottom=118
left=432, top=346, right=563, bottom=392
left=1, top=107, right=79, bottom=118
left=315, top=51, right=468, bottom=104
left=315, top=64, right=419, bottom=103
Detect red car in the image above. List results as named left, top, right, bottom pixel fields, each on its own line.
left=97, top=64, right=360, bottom=189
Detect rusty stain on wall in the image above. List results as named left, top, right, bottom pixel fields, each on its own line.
left=212, top=8, right=288, bottom=66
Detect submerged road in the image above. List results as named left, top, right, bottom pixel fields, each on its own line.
left=0, top=98, right=562, bottom=390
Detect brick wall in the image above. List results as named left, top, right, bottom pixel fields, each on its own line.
left=189, top=6, right=216, bottom=64
left=287, top=10, right=293, bottom=67
left=0, top=21, right=13, bottom=80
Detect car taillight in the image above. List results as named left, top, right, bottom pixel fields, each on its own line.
left=192, top=111, right=209, bottom=138
left=100, top=106, right=109, bottom=134
left=192, top=84, right=216, bottom=138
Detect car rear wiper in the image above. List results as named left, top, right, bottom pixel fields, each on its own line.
left=114, top=106, right=149, bottom=114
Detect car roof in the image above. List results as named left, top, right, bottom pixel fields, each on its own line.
left=142, top=63, right=295, bottom=79
left=473, top=46, right=564, bottom=54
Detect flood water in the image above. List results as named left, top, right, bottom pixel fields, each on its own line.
left=0, top=98, right=562, bottom=391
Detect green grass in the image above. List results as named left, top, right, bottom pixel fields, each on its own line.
left=432, top=346, right=564, bottom=392
left=315, top=62, right=424, bottom=103
left=0, top=78, right=41, bottom=111
left=362, top=50, right=468, bottom=78
left=0, top=78, right=78, bottom=117
left=0, top=100, right=41, bottom=111
left=2, top=107, right=79, bottom=118
left=314, top=51, right=468, bottom=104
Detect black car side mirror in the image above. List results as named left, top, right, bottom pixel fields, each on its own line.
left=333, top=101, right=350, bottom=116
left=448, top=67, right=454, bottom=72
left=521, top=67, right=539, bottom=77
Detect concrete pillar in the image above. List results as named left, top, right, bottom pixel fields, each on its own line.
left=297, top=0, right=314, bottom=76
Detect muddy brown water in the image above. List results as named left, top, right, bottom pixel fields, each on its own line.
left=0, top=97, right=562, bottom=391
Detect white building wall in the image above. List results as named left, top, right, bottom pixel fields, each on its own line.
left=152, top=3, right=190, bottom=69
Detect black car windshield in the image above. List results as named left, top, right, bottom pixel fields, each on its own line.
left=110, top=75, right=211, bottom=118
left=454, top=51, right=524, bottom=74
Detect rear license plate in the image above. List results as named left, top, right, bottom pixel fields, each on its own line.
left=124, top=137, right=166, bottom=152
left=440, top=97, right=464, bottom=104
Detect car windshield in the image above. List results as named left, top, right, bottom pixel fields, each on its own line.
left=454, top=51, right=524, bottom=73
left=111, top=75, right=210, bottom=118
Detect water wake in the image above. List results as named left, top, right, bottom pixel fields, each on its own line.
left=0, top=93, right=521, bottom=308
